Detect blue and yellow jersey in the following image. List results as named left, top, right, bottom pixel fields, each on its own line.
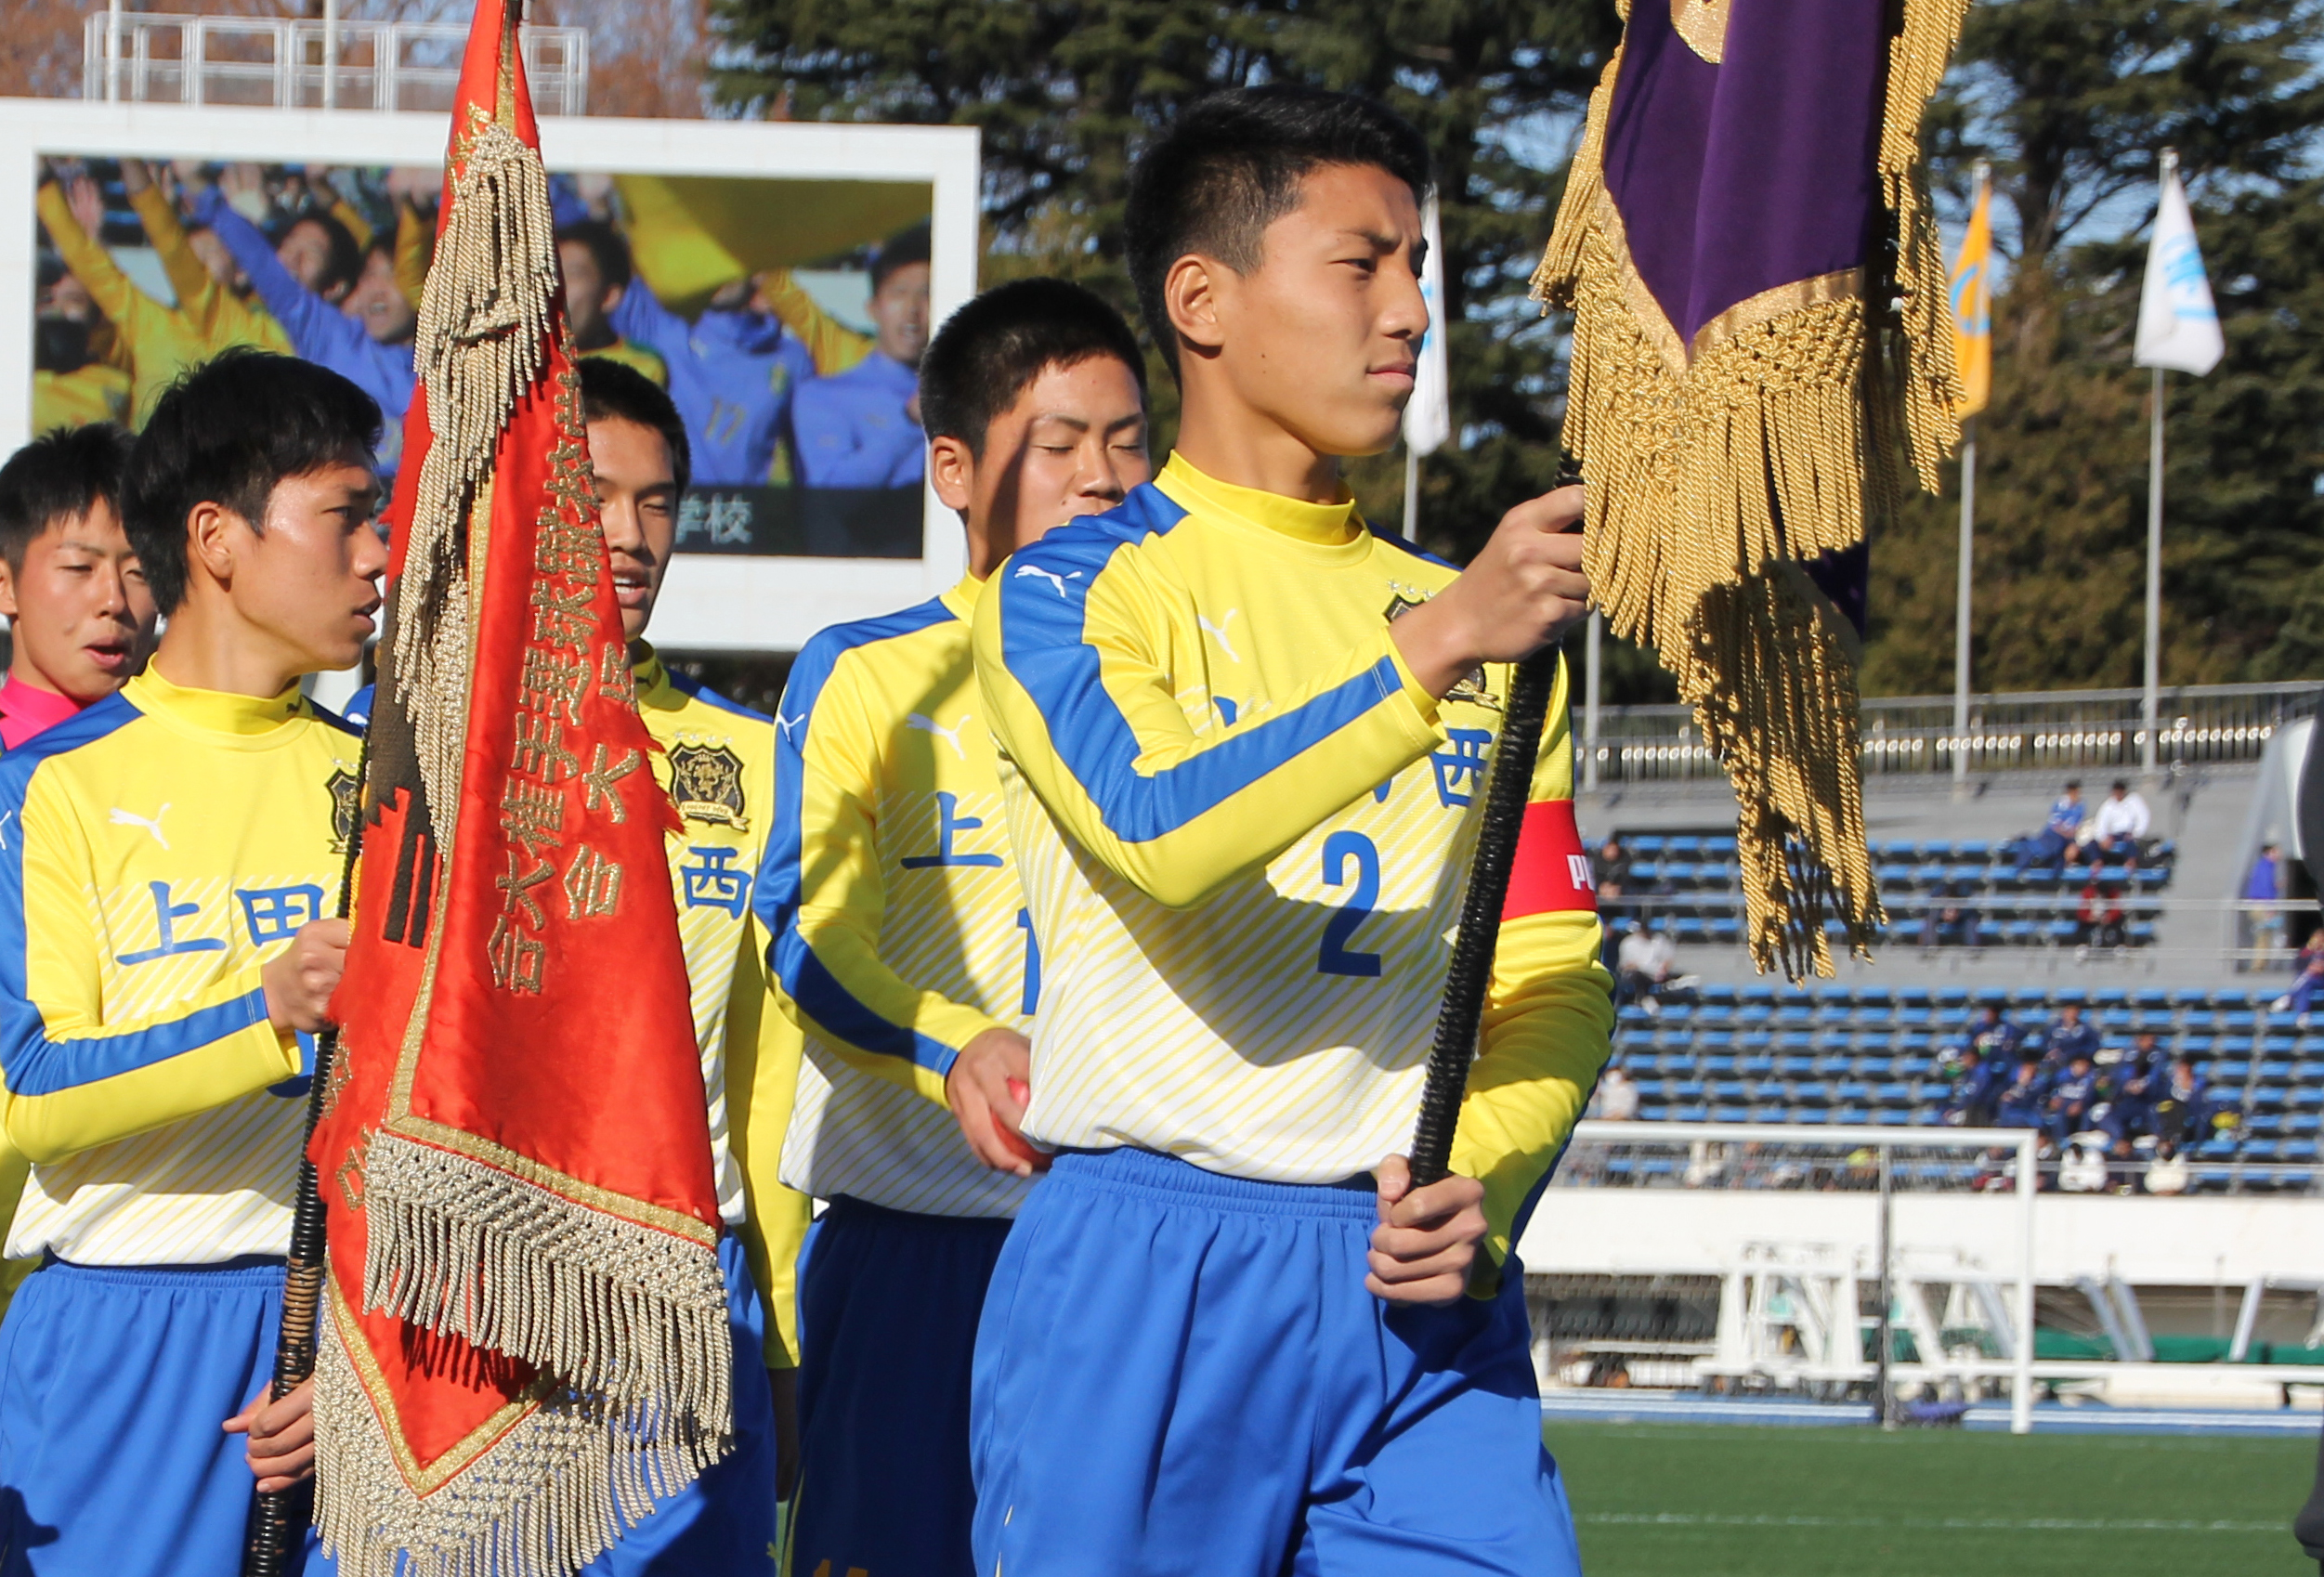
left=973, top=454, right=1614, bottom=1276
left=758, top=577, right=1036, bottom=1220
left=0, top=668, right=359, bottom=1266
left=632, top=646, right=811, bottom=1365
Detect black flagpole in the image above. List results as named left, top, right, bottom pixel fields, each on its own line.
left=242, top=731, right=369, bottom=1576
left=1408, top=463, right=1584, bottom=1187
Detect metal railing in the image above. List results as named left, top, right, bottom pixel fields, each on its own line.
left=1583, top=681, right=2321, bottom=783
left=83, top=12, right=589, bottom=115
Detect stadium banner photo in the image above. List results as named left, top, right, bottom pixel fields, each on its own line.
left=0, top=98, right=980, bottom=651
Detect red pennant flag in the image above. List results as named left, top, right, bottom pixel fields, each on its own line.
left=310, top=4, right=731, bottom=1570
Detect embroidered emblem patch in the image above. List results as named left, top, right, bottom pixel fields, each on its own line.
left=326, top=765, right=361, bottom=853
left=1382, top=593, right=1500, bottom=711
left=669, top=741, right=750, bottom=829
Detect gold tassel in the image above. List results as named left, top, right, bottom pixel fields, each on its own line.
left=1532, top=0, right=1966, bottom=977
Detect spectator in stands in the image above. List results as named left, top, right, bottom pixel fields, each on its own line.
left=555, top=219, right=669, bottom=387
left=1968, top=1005, right=2023, bottom=1064
left=2074, top=867, right=2129, bottom=953
left=2082, top=778, right=2151, bottom=868
left=2099, top=1032, right=2167, bottom=1159
left=2245, top=840, right=2286, bottom=956
left=1592, top=835, right=1634, bottom=965
left=2043, top=1051, right=2102, bottom=1144
left=1940, top=1048, right=2003, bottom=1127
left=2039, top=1002, right=2098, bottom=1074
left=2024, top=780, right=2085, bottom=869
left=1594, top=1065, right=1639, bottom=1122
left=1615, top=921, right=1678, bottom=1012
left=2148, top=1056, right=2211, bottom=1149
left=1993, top=1055, right=2048, bottom=1132
left=1922, top=883, right=1978, bottom=948
left=2275, top=929, right=2324, bottom=1027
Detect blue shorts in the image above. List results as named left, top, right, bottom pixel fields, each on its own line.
left=970, top=1149, right=1582, bottom=1577
left=791, top=1197, right=1011, bottom=1577
left=306, top=1233, right=778, bottom=1577
left=0, top=1255, right=320, bottom=1577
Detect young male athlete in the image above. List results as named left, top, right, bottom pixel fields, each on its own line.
left=970, top=87, right=1612, bottom=1576
left=0, top=349, right=385, bottom=1574
left=0, top=424, right=155, bottom=752
left=763, top=278, right=1151, bottom=1577
left=338, top=359, right=813, bottom=1570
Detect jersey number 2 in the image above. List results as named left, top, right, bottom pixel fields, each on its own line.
left=1318, top=831, right=1383, bottom=978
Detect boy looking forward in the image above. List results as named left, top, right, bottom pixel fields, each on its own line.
left=971, top=88, right=1612, bottom=1576
left=763, top=278, right=1150, bottom=1577
left=0, top=349, right=385, bottom=1574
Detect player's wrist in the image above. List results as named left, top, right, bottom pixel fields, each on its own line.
left=1388, top=594, right=1483, bottom=700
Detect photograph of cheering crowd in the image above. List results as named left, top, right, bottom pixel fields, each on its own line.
left=33, top=155, right=932, bottom=556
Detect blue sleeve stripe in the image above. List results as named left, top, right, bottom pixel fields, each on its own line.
left=997, top=489, right=1409, bottom=846
left=0, top=698, right=271, bottom=1101
left=754, top=599, right=960, bottom=1073
left=4, top=987, right=272, bottom=1098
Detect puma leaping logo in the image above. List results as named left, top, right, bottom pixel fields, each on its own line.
left=1014, top=563, right=1082, bottom=599
left=1198, top=608, right=1242, bottom=664
left=111, top=803, right=172, bottom=850
left=775, top=710, right=806, bottom=741
left=908, top=711, right=972, bottom=761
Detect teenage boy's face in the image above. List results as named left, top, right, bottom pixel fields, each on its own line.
left=1192, top=163, right=1426, bottom=459
left=932, top=356, right=1150, bottom=575
left=586, top=416, right=678, bottom=644
left=871, top=263, right=933, bottom=368
left=559, top=241, right=620, bottom=348
left=347, top=250, right=416, bottom=345
left=279, top=220, right=345, bottom=304
left=0, top=501, right=156, bottom=705
left=219, top=461, right=385, bottom=675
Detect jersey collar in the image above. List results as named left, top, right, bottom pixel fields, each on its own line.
left=938, top=574, right=981, bottom=624
left=0, top=676, right=85, bottom=750
left=1155, top=453, right=1367, bottom=558
left=630, top=642, right=684, bottom=713
left=126, top=666, right=307, bottom=740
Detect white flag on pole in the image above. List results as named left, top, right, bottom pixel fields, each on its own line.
left=2135, top=159, right=2224, bottom=376
left=1404, top=194, right=1451, bottom=456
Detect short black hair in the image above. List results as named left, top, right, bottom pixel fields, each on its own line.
left=869, top=224, right=931, bottom=295
left=578, top=357, right=690, bottom=496
left=0, top=424, right=135, bottom=570
left=281, top=209, right=364, bottom=299
left=919, top=279, right=1146, bottom=457
left=1125, top=85, right=1432, bottom=377
left=556, top=219, right=633, bottom=293
left=124, top=349, right=381, bottom=614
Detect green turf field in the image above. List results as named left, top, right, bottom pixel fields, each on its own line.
left=1547, top=1422, right=2317, bottom=1576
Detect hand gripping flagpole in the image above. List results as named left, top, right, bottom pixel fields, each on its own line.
left=1408, top=461, right=1582, bottom=1186
left=242, top=736, right=369, bottom=1577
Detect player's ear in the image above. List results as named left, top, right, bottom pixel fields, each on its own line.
left=929, top=434, right=975, bottom=515
left=185, top=499, right=242, bottom=589
left=1163, top=254, right=1227, bottom=360
left=0, top=556, right=19, bottom=620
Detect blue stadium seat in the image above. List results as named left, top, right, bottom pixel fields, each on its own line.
left=2265, top=1034, right=2300, bottom=1055
left=1875, top=1082, right=1915, bottom=1107
left=1704, top=835, right=1738, bottom=858
left=2209, top=1058, right=2250, bottom=1086
left=2283, top=1140, right=2319, bottom=1164
left=1702, top=1053, right=1739, bottom=1075
left=1638, top=1104, right=1669, bottom=1122
left=2245, top=1113, right=2284, bottom=1138
left=2245, top=1140, right=2282, bottom=1162
left=1667, top=836, right=1703, bottom=858
left=1710, top=917, right=1743, bottom=945
left=1875, top=1109, right=1913, bottom=1127
left=1834, top=1108, right=1872, bottom=1127
left=1793, top=1081, right=1834, bottom=1107
left=1740, top=1053, right=1776, bottom=1078
left=1662, top=1051, right=1700, bottom=1075
left=1777, top=1055, right=1815, bottom=1078
left=1700, top=984, right=1738, bottom=1005
left=2225, top=1010, right=2260, bottom=1032
left=1674, top=1104, right=1712, bottom=1123
left=1791, top=1108, right=1830, bottom=1126
left=1877, top=863, right=1913, bottom=889
left=1673, top=916, right=1708, bottom=944
left=1630, top=835, right=1665, bottom=854
left=1713, top=1105, right=1751, bottom=1124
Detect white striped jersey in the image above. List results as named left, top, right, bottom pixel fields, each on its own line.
left=0, top=668, right=356, bottom=1265
left=973, top=454, right=1614, bottom=1272
left=758, top=577, right=1035, bottom=1219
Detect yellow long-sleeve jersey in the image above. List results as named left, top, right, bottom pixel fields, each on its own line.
left=973, top=454, right=1615, bottom=1277
left=758, top=577, right=1036, bottom=1220
left=632, top=647, right=811, bottom=1366
left=0, top=669, right=357, bottom=1265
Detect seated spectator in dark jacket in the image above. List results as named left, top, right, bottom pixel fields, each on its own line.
left=2043, top=1052, right=2102, bottom=1144
left=2099, top=1031, right=2168, bottom=1155
left=2022, top=780, right=2085, bottom=869
left=1593, top=836, right=1634, bottom=958
left=1993, top=1056, right=2048, bottom=1130
left=1940, top=1048, right=2004, bottom=1127
left=2040, top=1002, right=2099, bottom=1074
left=1966, top=1006, right=2022, bottom=1065
left=1923, top=885, right=1978, bottom=948
left=2148, top=1056, right=2211, bottom=1148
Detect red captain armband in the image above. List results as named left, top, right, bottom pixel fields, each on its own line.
left=1501, top=801, right=1598, bottom=919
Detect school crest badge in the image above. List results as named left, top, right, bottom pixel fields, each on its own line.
left=669, top=740, right=749, bottom=829
left=1382, top=593, right=1499, bottom=711
left=326, top=765, right=361, bottom=854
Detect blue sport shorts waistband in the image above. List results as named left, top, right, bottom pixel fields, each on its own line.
left=37, top=1252, right=288, bottom=1290
left=823, top=1195, right=1014, bottom=1235
left=1047, top=1147, right=1379, bottom=1222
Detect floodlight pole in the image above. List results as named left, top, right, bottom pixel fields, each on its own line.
left=2141, top=363, right=2165, bottom=782
left=321, top=0, right=339, bottom=110
left=105, top=0, right=124, bottom=103
left=1874, top=1143, right=1895, bottom=1427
